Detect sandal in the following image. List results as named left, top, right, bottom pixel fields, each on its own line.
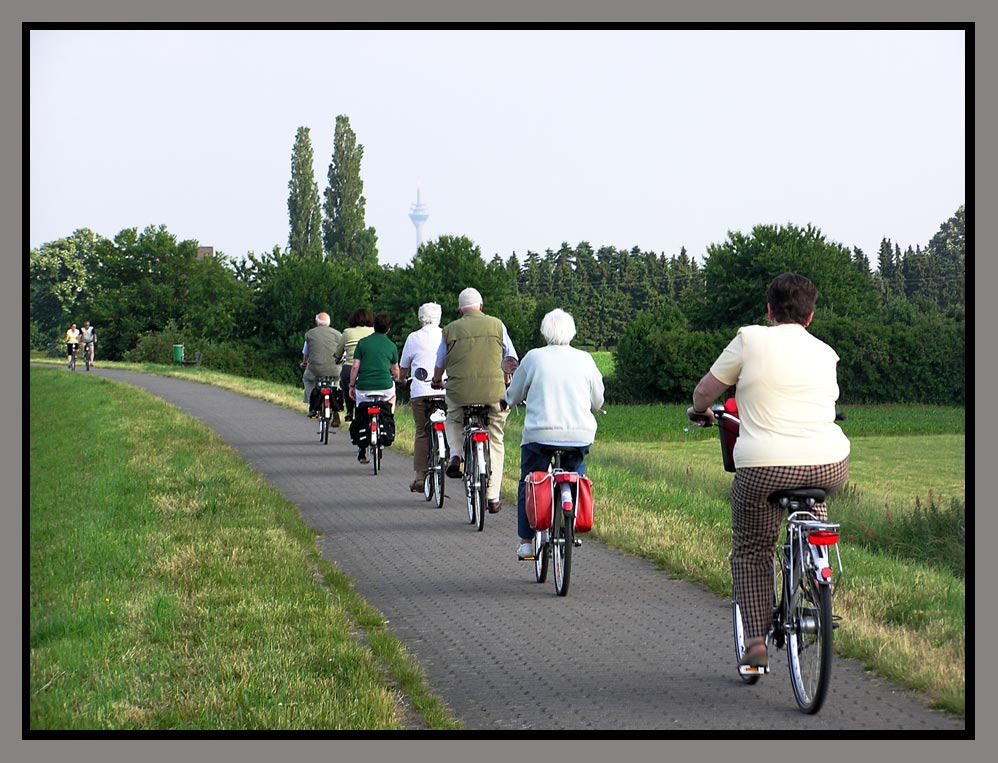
left=738, top=640, right=768, bottom=668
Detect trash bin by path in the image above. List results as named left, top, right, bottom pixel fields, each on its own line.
left=173, top=344, right=184, bottom=364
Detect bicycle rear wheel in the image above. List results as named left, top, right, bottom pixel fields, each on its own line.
left=370, top=417, right=381, bottom=474
left=786, top=565, right=834, bottom=713
left=552, top=506, right=573, bottom=596
left=319, top=417, right=328, bottom=444
left=85, top=349, right=91, bottom=371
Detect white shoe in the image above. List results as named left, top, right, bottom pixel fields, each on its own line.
left=516, top=542, right=534, bottom=560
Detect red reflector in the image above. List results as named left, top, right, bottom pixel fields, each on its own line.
left=367, top=407, right=380, bottom=415
left=821, top=567, right=833, bottom=580
left=432, top=422, right=446, bottom=431
left=472, top=432, right=489, bottom=442
left=320, top=388, right=331, bottom=395
left=562, top=501, right=573, bottom=512
left=809, top=531, right=839, bottom=546
left=554, top=472, right=579, bottom=484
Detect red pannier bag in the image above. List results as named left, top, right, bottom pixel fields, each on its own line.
left=525, top=471, right=554, bottom=531
left=573, top=474, right=595, bottom=533
left=718, top=397, right=739, bottom=473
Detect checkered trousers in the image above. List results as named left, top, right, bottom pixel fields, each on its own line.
left=730, top=458, right=849, bottom=639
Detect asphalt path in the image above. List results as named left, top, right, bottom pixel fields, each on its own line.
left=68, top=367, right=966, bottom=733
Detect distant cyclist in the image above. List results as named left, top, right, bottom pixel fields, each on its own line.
left=300, top=312, right=343, bottom=423
left=335, top=308, right=375, bottom=423
left=399, top=302, right=446, bottom=493
left=349, top=312, right=401, bottom=463
left=79, top=321, right=97, bottom=367
left=65, top=323, right=81, bottom=367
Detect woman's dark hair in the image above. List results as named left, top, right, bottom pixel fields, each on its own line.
left=767, top=273, right=818, bottom=325
left=373, top=312, right=392, bottom=334
left=347, top=308, right=375, bottom=328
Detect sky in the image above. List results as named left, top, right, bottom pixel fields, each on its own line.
left=29, top=28, right=967, bottom=269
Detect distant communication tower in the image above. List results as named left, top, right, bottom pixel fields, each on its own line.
left=409, top=184, right=429, bottom=252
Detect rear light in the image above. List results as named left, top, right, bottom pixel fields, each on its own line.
left=320, top=388, right=331, bottom=395
left=432, top=422, right=446, bottom=432
left=367, top=407, right=380, bottom=415
left=472, top=432, right=489, bottom=442
left=809, top=530, right=839, bottom=546
left=554, top=472, right=579, bottom=484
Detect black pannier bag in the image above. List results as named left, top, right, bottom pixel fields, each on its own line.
left=350, top=402, right=395, bottom=447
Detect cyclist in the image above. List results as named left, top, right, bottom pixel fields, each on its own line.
left=686, top=273, right=850, bottom=669
left=300, top=312, right=343, bottom=424
left=504, top=309, right=604, bottom=560
left=348, top=312, right=401, bottom=463
left=335, top=308, right=375, bottom=423
left=431, top=287, right=518, bottom=515
left=399, top=302, right=446, bottom=493
left=65, top=323, right=81, bottom=367
left=79, top=321, right=97, bottom=366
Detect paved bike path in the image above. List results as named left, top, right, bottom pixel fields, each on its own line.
left=80, top=368, right=965, bottom=732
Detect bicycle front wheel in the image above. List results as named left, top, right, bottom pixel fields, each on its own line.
left=552, top=508, right=573, bottom=596
left=463, top=443, right=476, bottom=524
left=786, top=568, right=834, bottom=713
left=534, top=529, right=549, bottom=583
left=432, top=462, right=445, bottom=508
left=731, top=595, right=762, bottom=685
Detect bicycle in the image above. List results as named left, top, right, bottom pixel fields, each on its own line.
left=410, top=368, right=448, bottom=508
left=314, top=377, right=340, bottom=445
left=423, top=396, right=449, bottom=507
left=527, top=446, right=587, bottom=597
left=460, top=404, right=492, bottom=531
left=364, top=393, right=389, bottom=475
left=68, top=344, right=78, bottom=371
left=82, top=342, right=93, bottom=371
left=689, top=403, right=844, bottom=714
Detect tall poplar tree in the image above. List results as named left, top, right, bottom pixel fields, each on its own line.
left=323, top=114, right=378, bottom=267
left=287, top=126, right=323, bottom=259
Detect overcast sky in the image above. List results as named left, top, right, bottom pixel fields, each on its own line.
left=29, top=28, right=966, bottom=268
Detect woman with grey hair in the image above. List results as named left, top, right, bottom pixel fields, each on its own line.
left=400, top=302, right=446, bottom=492
left=504, top=309, right=605, bottom=560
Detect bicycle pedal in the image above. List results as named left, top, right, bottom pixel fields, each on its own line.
left=738, top=664, right=769, bottom=676
left=518, top=555, right=536, bottom=561
left=573, top=539, right=583, bottom=547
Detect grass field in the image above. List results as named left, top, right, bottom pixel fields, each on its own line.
left=29, top=357, right=967, bottom=721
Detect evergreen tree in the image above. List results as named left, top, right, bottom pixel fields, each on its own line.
left=323, top=114, right=378, bottom=266
left=287, top=126, right=323, bottom=259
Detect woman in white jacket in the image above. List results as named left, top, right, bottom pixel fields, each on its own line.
left=504, top=309, right=605, bottom=560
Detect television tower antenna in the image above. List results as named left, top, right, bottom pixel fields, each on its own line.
left=409, top=183, right=429, bottom=252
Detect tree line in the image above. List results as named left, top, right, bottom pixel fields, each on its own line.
left=29, top=115, right=965, bottom=405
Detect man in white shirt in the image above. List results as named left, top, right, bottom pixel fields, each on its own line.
left=400, top=302, right=446, bottom=492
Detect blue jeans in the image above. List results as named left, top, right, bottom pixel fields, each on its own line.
left=517, top=442, right=590, bottom=539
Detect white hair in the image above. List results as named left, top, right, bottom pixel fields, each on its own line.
left=315, top=312, right=331, bottom=326
left=540, top=308, right=576, bottom=346
left=418, top=302, right=442, bottom=326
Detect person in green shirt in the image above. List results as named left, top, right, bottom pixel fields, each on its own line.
left=349, top=313, right=401, bottom=462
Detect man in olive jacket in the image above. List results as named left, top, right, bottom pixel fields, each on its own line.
left=301, top=312, right=343, bottom=423
left=432, top=288, right=518, bottom=513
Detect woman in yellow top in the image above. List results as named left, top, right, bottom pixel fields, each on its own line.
left=65, top=323, right=81, bottom=367
left=686, top=273, right=850, bottom=670
left=334, top=308, right=375, bottom=422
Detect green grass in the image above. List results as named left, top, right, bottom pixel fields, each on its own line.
left=31, top=357, right=966, bottom=718
left=29, top=366, right=461, bottom=730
